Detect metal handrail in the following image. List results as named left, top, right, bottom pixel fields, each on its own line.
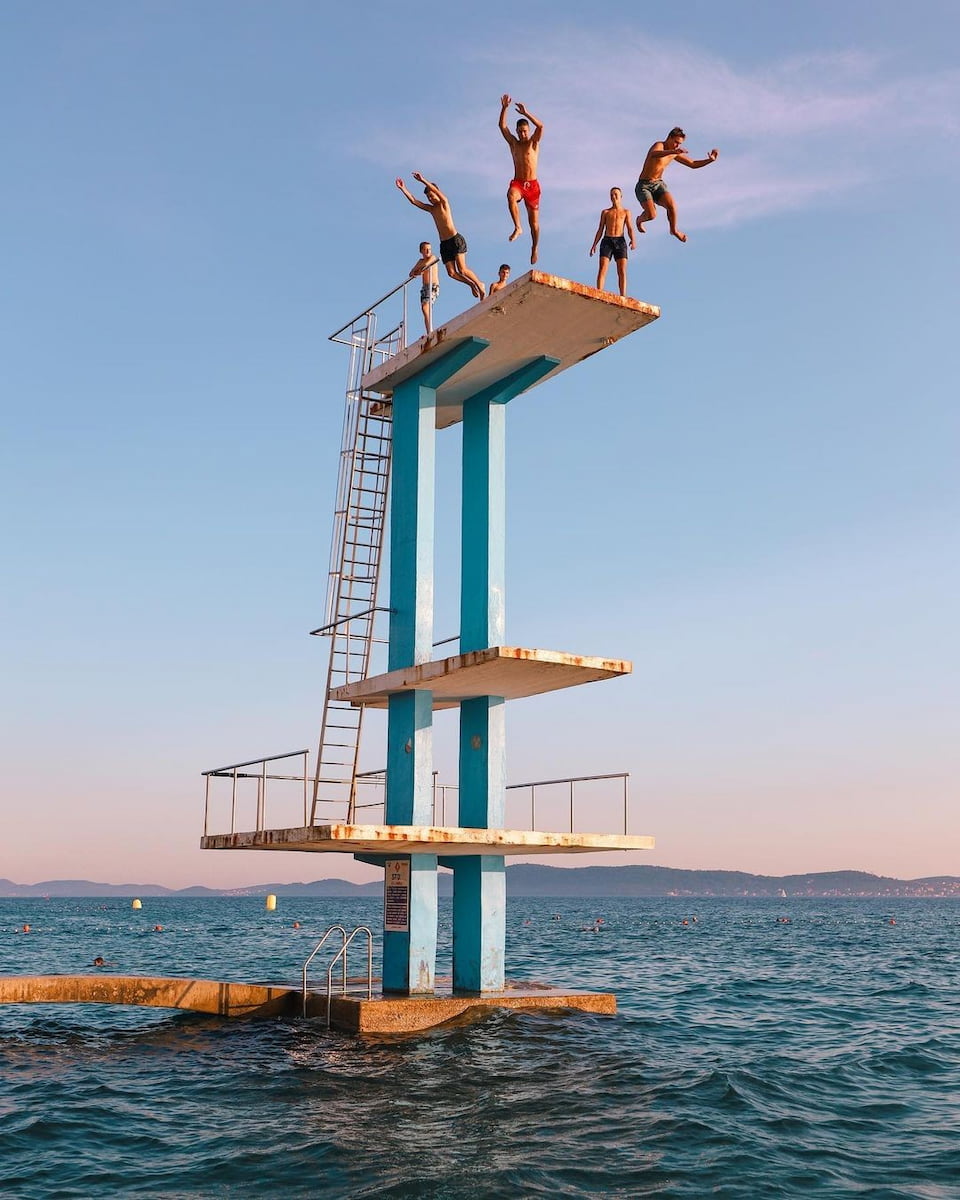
left=309, top=606, right=393, bottom=637
left=301, top=925, right=348, bottom=1018
left=324, top=926, right=374, bottom=1029
left=202, top=750, right=309, bottom=776
left=327, top=262, right=437, bottom=345
left=203, top=749, right=310, bottom=835
left=507, top=772, right=630, bottom=835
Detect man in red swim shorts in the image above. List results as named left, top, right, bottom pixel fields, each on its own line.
left=499, top=94, right=544, bottom=265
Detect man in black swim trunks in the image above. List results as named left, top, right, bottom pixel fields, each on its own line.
left=634, top=128, right=718, bottom=242
left=589, top=187, right=636, bottom=296
left=395, top=173, right=485, bottom=300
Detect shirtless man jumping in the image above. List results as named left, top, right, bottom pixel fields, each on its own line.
left=634, top=127, right=718, bottom=243
left=396, top=173, right=485, bottom=301
left=589, top=188, right=636, bottom=297
left=499, top=94, right=543, bottom=265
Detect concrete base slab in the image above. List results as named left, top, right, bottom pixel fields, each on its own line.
left=322, top=981, right=616, bottom=1034
left=0, top=975, right=615, bottom=1035
left=0, top=975, right=300, bottom=1018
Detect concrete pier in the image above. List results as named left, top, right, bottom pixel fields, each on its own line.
left=0, top=975, right=615, bottom=1034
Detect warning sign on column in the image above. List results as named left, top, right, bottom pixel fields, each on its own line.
left=384, top=859, right=410, bottom=932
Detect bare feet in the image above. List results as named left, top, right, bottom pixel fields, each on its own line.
left=671, top=229, right=687, bottom=243
left=476, top=284, right=486, bottom=300
left=508, top=227, right=522, bottom=242
left=637, top=221, right=646, bottom=234
left=530, top=248, right=538, bottom=264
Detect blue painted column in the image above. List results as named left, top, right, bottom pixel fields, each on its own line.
left=383, top=339, right=488, bottom=994
left=453, top=357, right=558, bottom=992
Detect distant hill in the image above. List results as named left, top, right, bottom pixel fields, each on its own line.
left=2, top=866, right=959, bottom=899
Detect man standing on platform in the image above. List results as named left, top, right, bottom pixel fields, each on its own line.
left=408, top=241, right=440, bottom=334
left=396, top=173, right=486, bottom=301
left=589, top=187, right=636, bottom=297
left=499, top=95, right=544, bottom=265
left=634, top=127, right=718, bottom=242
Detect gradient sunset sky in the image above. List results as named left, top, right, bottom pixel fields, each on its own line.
left=2, top=0, right=957, bottom=887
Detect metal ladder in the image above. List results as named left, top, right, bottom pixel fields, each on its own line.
left=311, top=288, right=409, bottom=824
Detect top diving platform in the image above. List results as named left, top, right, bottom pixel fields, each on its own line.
left=363, top=270, right=660, bottom=428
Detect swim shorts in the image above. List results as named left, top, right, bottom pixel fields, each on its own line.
left=509, top=179, right=541, bottom=210
left=635, top=178, right=669, bottom=206
left=439, top=233, right=467, bottom=264
left=599, top=235, right=628, bottom=261
left=420, top=282, right=439, bottom=304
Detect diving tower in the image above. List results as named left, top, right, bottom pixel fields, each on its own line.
left=201, top=270, right=659, bottom=1015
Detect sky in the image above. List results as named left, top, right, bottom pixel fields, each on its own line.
left=1, top=0, right=957, bottom=888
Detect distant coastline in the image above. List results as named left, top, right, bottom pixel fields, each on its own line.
left=2, top=865, right=959, bottom=899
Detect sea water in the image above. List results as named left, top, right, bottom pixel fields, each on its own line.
left=1, top=896, right=958, bottom=1198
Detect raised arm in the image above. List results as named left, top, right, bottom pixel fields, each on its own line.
left=675, top=148, right=719, bottom=169
left=499, top=94, right=515, bottom=144
left=515, top=102, right=543, bottom=144
left=396, top=177, right=432, bottom=211
left=412, top=171, right=447, bottom=203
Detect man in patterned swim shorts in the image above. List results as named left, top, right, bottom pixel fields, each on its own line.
left=634, top=127, right=719, bottom=243
left=395, top=173, right=485, bottom=301
left=408, top=241, right=440, bottom=335
left=499, top=94, right=544, bottom=265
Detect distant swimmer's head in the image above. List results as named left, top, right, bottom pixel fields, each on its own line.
left=93, top=956, right=105, bottom=967
left=516, top=118, right=530, bottom=140
left=666, top=127, right=685, bottom=150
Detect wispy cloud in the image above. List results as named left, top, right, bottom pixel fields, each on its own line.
left=361, top=29, right=959, bottom=234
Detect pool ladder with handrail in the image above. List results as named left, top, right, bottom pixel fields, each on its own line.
left=301, top=924, right=374, bottom=1026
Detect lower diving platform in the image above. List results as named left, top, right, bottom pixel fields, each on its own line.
left=201, top=822, right=654, bottom=855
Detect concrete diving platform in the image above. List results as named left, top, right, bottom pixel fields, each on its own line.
left=330, top=645, right=631, bottom=709
left=201, top=823, right=655, bottom=855
left=363, top=270, right=660, bottom=428
left=0, top=974, right=615, bottom=1034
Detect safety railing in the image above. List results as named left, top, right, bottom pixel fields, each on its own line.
left=509, top=772, right=632, bottom=835
left=203, top=756, right=632, bottom=839
left=328, top=262, right=438, bottom=364
left=202, top=750, right=310, bottom=835
left=297, top=770, right=633, bottom=835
